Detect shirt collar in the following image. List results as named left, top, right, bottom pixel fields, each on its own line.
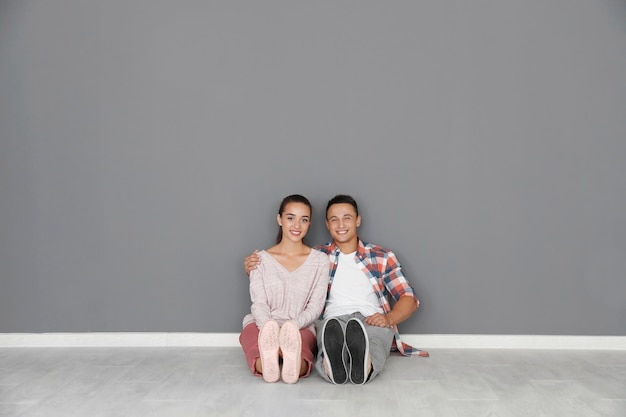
left=328, top=238, right=367, bottom=260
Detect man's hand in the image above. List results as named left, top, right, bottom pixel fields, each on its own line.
left=365, top=296, right=418, bottom=327
left=364, top=313, right=392, bottom=328
left=244, top=250, right=261, bottom=276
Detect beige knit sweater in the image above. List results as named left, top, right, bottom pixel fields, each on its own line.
left=242, top=249, right=330, bottom=334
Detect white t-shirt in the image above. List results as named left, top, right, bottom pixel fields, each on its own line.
left=323, top=251, right=383, bottom=319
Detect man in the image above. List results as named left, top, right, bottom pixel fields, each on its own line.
left=244, top=194, right=427, bottom=385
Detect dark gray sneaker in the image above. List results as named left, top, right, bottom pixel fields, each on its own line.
left=321, top=318, right=347, bottom=384
left=346, top=318, right=370, bottom=385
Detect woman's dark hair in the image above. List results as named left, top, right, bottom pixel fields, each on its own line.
left=325, top=194, right=358, bottom=218
left=276, top=194, right=312, bottom=244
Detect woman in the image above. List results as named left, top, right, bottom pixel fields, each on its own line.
left=239, top=194, right=330, bottom=383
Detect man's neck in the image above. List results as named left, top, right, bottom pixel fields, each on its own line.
left=334, top=239, right=358, bottom=254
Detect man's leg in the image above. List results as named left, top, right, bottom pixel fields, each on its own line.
left=314, top=315, right=350, bottom=384
left=347, top=313, right=394, bottom=383
left=345, top=317, right=369, bottom=384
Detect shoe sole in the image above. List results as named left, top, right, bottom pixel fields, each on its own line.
left=321, top=318, right=347, bottom=384
left=279, top=320, right=302, bottom=384
left=346, top=318, right=369, bottom=385
left=258, top=320, right=280, bottom=383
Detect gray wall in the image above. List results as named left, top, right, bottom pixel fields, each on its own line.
left=1, top=0, right=625, bottom=335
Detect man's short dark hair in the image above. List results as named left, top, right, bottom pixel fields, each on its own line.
left=326, top=194, right=359, bottom=218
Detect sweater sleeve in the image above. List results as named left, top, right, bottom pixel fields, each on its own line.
left=293, top=253, right=330, bottom=329
left=249, top=260, right=271, bottom=327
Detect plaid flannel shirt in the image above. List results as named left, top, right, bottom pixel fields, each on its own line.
left=316, top=239, right=429, bottom=357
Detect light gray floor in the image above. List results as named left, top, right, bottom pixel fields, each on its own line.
left=0, top=346, right=625, bottom=417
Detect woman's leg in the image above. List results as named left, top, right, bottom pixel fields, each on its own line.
left=299, top=327, right=317, bottom=377
left=239, top=323, right=262, bottom=376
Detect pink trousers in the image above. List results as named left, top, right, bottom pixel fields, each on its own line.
left=239, top=322, right=317, bottom=378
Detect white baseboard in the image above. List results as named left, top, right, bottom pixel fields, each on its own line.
left=1, top=333, right=625, bottom=350
left=0, top=333, right=239, bottom=348
left=401, top=334, right=626, bottom=350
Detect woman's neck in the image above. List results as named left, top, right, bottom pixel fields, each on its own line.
left=272, top=240, right=309, bottom=256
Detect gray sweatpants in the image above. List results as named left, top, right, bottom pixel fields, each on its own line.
left=314, top=312, right=395, bottom=384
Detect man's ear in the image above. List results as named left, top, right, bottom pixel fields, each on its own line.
left=356, top=215, right=361, bottom=228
